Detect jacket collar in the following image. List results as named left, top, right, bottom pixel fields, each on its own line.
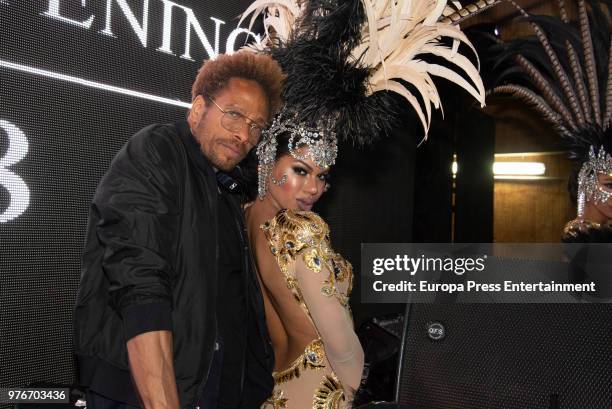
left=177, top=120, right=216, bottom=180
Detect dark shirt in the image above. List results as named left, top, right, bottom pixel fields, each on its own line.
left=216, top=190, right=247, bottom=408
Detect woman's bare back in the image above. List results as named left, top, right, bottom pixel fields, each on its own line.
left=245, top=208, right=363, bottom=408
left=246, top=207, right=319, bottom=370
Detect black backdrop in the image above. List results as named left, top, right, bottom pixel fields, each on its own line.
left=0, top=0, right=254, bottom=393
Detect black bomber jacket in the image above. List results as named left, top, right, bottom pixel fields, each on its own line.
left=73, top=120, right=273, bottom=408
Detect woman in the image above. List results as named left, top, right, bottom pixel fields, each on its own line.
left=580, top=172, right=612, bottom=224
left=562, top=148, right=612, bottom=242
left=561, top=148, right=612, bottom=300
left=481, top=0, right=612, bottom=242
left=245, top=126, right=364, bottom=408
left=239, top=0, right=486, bottom=405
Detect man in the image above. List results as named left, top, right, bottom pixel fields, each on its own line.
left=74, top=51, right=284, bottom=409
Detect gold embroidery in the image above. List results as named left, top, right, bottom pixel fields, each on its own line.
left=313, top=374, right=345, bottom=409
left=563, top=218, right=612, bottom=238
left=262, top=210, right=353, bottom=409
left=264, top=390, right=288, bottom=409
left=268, top=344, right=348, bottom=409
left=304, top=248, right=323, bottom=273
left=261, top=209, right=353, bottom=309
left=273, top=338, right=326, bottom=384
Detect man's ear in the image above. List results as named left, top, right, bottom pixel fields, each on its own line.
left=188, top=95, right=207, bottom=128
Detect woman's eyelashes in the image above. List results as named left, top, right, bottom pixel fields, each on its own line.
left=292, top=166, right=330, bottom=183
left=599, top=176, right=612, bottom=190
left=292, top=166, right=308, bottom=176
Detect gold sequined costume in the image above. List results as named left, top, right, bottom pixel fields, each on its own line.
left=260, top=210, right=364, bottom=409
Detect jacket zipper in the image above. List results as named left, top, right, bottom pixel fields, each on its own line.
left=192, top=170, right=218, bottom=409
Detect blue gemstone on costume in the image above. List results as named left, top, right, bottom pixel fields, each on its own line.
left=333, top=262, right=341, bottom=278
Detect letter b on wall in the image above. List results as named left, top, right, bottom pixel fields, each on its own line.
left=0, top=119, right=30, bottom=223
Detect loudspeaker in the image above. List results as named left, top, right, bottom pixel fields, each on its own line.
left=395, top=304, right=612, bottom=409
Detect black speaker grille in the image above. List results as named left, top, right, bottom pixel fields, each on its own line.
left=398, top=304, right=612, bottom=409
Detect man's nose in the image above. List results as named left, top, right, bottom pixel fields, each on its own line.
left=232, top=124, right=250, bottom=144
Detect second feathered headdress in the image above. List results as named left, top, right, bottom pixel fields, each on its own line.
left=483, top=0, right=612, bottom=220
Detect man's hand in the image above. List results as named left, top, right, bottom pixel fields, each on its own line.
left=127, top=330, right=180, bottom=409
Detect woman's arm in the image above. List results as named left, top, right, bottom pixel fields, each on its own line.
left=294, top=256, right=364, bottom=391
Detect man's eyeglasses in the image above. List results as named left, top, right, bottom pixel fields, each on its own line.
left=206, top=96, right=267, bottom=142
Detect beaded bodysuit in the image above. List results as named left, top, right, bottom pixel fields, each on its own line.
left=260, top=210, right=363, bottom=409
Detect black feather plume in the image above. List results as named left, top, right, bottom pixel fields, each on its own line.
left=266, top=0, right=402, bottom=146
left=562, top=125, right=612, bottom=162
left=477, top=0, right=612, bottom=166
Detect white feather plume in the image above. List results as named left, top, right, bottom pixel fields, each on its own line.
left=355, top=0, right=486, bottom=138
left=239, top=0, right=486, bottom=139
left=238, top=0, right=302, bottom=50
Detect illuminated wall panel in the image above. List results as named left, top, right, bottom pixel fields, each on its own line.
left=0, top=0, right=253, bottom=393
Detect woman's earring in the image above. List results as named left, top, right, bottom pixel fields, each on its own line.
left=271, top=174, right=287, bottom=186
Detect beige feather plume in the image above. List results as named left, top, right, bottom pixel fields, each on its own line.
left=238, top=0, right=302, bottom=49
left=355, top=0, right=486, bottom=136
left=239, top=0, right=486, bottom=138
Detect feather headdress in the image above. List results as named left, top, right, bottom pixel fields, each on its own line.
left=483, top=0, right=612, bottom=220
left=240, top=0, right=487, bottom=142
left=239, top=0, right=489, bottom=198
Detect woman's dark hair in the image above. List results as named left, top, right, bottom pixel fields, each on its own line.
left=567, top=166, right=579, bottom=204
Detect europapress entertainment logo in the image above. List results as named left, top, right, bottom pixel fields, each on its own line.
left=371, top=254, right=487, bottom=276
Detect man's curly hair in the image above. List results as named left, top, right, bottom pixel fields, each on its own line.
left=191, top=52, right=284, bottom=117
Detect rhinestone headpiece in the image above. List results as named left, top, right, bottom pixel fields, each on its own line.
left=256, top=107, right=338, bottom=199
left=577, top=145, right=612, bottom=216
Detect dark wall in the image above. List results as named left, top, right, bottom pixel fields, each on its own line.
left=317, top=89, right=494, bottom=326
left=413, top=87, right=494, bottom=243
left=318, top=127, right=416, bottom=326
left=412, top=114, right=455, bottom=243
left=454, top=108, right=495, bottom=243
